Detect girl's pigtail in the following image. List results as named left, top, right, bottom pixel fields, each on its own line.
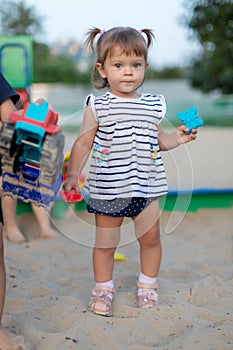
left=85, top=27, right=101, bottom=51
left=141, top=29, right=155, bottom=48
left=85, top=27, right=107, bottom=90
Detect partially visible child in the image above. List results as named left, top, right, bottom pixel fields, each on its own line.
left=0, top=71, right=26, bottom=350
left=0, top=72, right=58, bottom=349
left=63, top=27, right=199, bottom=317
left=0, top=76, right=58, bottom=243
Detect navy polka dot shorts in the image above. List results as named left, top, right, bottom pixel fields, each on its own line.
left=86, top=197, right=158, bottom=217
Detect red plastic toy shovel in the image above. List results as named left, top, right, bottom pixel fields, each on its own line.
left=59, top=190, right=83, bottom=203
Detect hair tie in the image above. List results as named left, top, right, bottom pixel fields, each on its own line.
left=100, top=29, right=105, bottom=35
left=138, top=30, right=143, bottom=34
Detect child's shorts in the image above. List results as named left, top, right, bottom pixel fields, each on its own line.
left=86, top=197, right=158, bottom=218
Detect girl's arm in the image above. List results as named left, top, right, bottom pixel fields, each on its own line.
left=158, top=124, right=197, bottom=151
left=63, top=105, right=98, bottom=192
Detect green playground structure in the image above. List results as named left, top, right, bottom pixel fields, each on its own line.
left=0, top=35, right=33, bottom=102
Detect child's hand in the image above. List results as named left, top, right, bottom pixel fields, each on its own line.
left=176, top=125, right=198, bottom=144
left=62, top=176, right=81, bottom=193
left=35, top=98, right=54, bottom=110
left=60, top=177, right=83, bottom=203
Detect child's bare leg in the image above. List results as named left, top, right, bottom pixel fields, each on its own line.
left=2, top=196, right=25, bottom=243
left=0, top=223, right=24, bottom=349
left=134, top=200, right=161, bottom=277
left=0, top=224, right=6, bottom=320
left=93, top=215, right=123, bottom=282
left=31, top=204, right=58, bottom=239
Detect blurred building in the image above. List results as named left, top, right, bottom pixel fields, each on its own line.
left=50, top=38, right=93, bottom=72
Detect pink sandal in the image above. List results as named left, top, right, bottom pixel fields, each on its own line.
left=137, top=281, right=158, bottom=308
left=88, top=286, right=114, bottom=317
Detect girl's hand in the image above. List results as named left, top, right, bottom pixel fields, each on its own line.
left=176, top=125, right=198, bottom=144
left=62, top=176, right=81, bottom=193
left=61, top=177, right=84, bottom=203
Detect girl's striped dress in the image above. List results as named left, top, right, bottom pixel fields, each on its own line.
left=86, top=92, right=168, bottom=200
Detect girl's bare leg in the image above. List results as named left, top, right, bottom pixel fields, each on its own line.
left=134, top=200, right=161, bottom=277
left=93, top=215, right=123, bottom=283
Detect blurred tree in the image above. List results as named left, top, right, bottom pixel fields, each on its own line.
left=0, top=0, right=84, bottom=83
left=183, top=0, right=233, bottom=94
left=0, top=0, right=44, bottom=40
left=146, top=66, right=186, bottom=80
left=33, top=42, right=91, bottom=84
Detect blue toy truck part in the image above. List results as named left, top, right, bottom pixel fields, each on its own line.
left=15, top=122, right=46, bottom=165
left=176, top=106, right=204, bottom=134
left=25, top=102, right=50, bottom=122
left=2, top=168, right=62, bottom=208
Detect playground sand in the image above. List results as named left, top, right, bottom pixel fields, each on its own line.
left=3, top=127, right=233, bottom=349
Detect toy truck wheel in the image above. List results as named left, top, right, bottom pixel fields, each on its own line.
left=0, top=121, right=15, bottom=156
left=40, top=132, right=64, bottom=186
left=41, top=132, right=64, bottom=166
left=0, top=121, right=17, bottom=167
left=39, top=157, right=63, bottom=186
left=12, top=144, right=24, bottom=173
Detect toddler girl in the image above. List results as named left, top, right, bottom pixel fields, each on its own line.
left=63, top=27, right=198, bottom=316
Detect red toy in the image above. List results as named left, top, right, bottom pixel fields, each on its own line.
left=59, top=190, right=83, bottom=203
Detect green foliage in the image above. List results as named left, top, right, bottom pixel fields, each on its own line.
left=0, top=0, right=87, bottom=84
left=184, top=0, right=233, bottom=94
left=33, top=42, right=91, bottom=84
left=0, top=0, right=44, bottom=39
left=146, top=66, right=186, bottom=80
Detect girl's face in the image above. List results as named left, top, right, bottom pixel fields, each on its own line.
left=96, top=46, right=148, bottom=98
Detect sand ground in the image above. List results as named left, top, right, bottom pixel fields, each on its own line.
left=2, top=126, right=233, bottom=349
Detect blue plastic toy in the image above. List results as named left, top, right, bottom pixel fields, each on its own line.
left=2, top=166, right=63, bottom=208
left=177, top=107, right=204, bottom=134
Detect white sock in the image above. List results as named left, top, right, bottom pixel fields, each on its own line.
left=95, top=279, right=114, bottom=289
left=138, top=273, right=157, bottom=295
left=139, top=272, right=157, bottom=285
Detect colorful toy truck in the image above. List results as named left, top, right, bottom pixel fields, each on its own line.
left=0, top=101, right=65, bottom=208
